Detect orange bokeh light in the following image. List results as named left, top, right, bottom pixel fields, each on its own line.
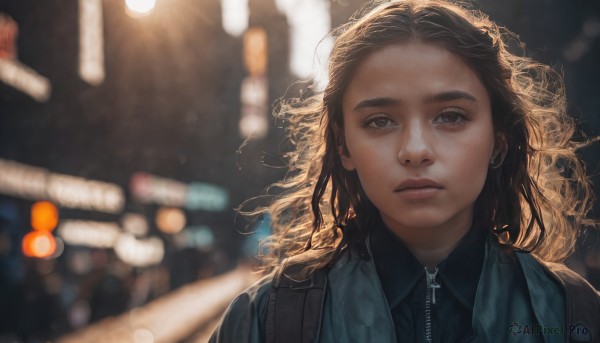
left=31, top=201, right=58, bottom=231
left=22, top=230, right=57, bottom=258
left=155, top=207, right=186, bottom=234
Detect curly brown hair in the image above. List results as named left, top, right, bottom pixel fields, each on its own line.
left=243, top=0, right=597, bottom=274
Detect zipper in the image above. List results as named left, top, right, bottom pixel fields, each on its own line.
left=424, top=267, right=441, bottom=343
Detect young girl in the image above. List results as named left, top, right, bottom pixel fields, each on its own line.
left=211, top=1, right=599, bottom=342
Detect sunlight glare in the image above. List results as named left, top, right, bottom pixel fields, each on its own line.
left=221, top=0, right=249, bottom=37
left=275, top=0, right=332, bottom=90
left=125, top=0, right=156, bottom=16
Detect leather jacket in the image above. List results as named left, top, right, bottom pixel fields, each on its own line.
left=210, top=235, right=599, bottom=342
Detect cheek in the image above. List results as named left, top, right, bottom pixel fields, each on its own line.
left=445, top=133, right=494, bottom=186
left=345, top=135, right=396, bottom=174
left=347, top=146, right=397, bottom=199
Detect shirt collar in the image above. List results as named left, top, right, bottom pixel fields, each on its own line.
left=369, top=217, right=486, bottom=309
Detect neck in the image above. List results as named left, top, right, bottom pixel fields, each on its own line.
left=380, top=211, right=473, bottom=270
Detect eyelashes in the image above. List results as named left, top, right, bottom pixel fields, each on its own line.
left=361, top=114, right=394, bottom=129
left=434, top=108, right=468, bottom=126
left=361, top=108, right=469, bottom=130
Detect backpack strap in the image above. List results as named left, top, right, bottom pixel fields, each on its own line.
left=542, top=261, right=600, bottom=343
left=265, top=253, right=328, bottom=343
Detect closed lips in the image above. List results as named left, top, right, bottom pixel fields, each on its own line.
left=395, top=179, right=443, bottom=191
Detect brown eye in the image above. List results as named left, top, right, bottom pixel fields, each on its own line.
left=363, top=115, right=395, bottom=129
left=434, top=109, right=467, bottom=126
left=439, top=113, right=461, bottom=122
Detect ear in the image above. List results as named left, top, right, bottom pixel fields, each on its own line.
left=332, top=124, right=355, bottom=171
left=491, top=132, right=508, bottom=167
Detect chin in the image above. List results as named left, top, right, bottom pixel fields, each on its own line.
left=403, top=219, right=449, bottom=230
left=384, top=214, right=450, bottom=231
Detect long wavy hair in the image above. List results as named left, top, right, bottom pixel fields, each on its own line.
left=244, top=0, right=597, bottom=273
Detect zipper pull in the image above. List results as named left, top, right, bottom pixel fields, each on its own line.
left=425, top=267, right=441, bottom=305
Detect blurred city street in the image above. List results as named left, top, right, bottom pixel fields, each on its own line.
left=57, top=267, right=260, bottom=343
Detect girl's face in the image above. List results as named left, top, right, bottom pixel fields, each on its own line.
left=340, top=41, right=500, bottom=236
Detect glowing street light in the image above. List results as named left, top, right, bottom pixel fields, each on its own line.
left=156, top=207, right=186, bottom=234
left=22, top=230, right=57, bottom=258
left=221, top=0, right=248, bottom=37
left=114, top=233, right=164, bottom=267
left=125, top=0, right=156, bottom=17
left=31, top=201, right=59, bottom=232
left=79, top=0, right=105, bottom=85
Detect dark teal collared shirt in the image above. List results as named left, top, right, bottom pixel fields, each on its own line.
left=370, top=220, right=489, bottom=343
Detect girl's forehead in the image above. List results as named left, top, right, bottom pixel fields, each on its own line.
left=342, top=41, right=487, bottom=101
left=348, top=39, right=475, bottom=82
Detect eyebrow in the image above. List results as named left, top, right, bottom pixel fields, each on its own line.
left=425, top=90, right=478, bottom=103
left=352, top=90, right=478, bottom=111
left=352, top=97, right=399, bottom=111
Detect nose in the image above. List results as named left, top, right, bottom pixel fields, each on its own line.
left=397, top=121, right=434, bottom=166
